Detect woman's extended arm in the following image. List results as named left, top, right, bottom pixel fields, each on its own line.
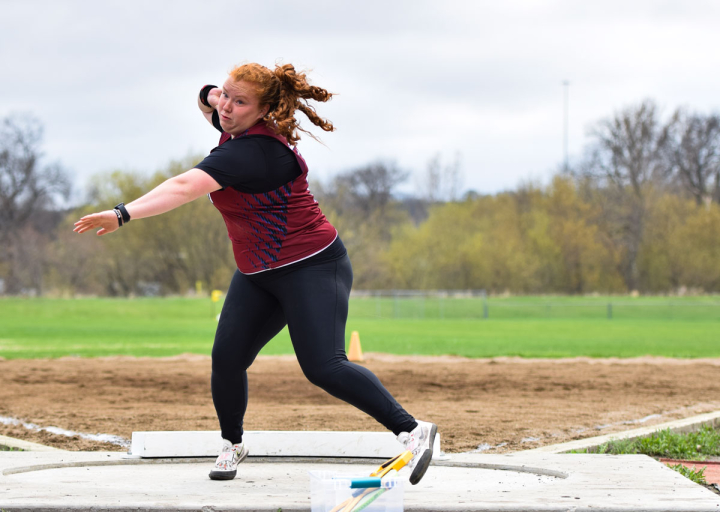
left=73, top=168, right=222, bottom=236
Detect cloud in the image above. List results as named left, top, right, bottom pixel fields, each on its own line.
left=1, top=0, right=720, bottom=202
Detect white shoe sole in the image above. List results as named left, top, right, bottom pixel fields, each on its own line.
left=409, top=423, right=437, bottom=485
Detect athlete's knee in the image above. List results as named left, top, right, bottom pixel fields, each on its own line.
left=300, top=359, right=346, bottom=389
left=211, top=353, right=234, bottom=375
left=211, top=343, right=253, bottom=374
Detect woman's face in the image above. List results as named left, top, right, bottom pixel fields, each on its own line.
left=217, top=79, right=268, bottom=137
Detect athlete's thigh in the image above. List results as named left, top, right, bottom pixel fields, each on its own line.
left=273, top=257, right=352, bottom=366
left=213, top=269, right=287, bottom=367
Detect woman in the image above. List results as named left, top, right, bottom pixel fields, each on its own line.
left=73, top=62, right=437, bottom=485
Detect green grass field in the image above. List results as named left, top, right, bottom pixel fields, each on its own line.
left=0, top=296, right=718, bottom=359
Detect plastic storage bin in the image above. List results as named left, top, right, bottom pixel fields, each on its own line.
left=309, top=470, right=404, bottom=512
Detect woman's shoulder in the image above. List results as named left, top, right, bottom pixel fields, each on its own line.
left=211, top=135, right=264, bottom=154
left=222, top=134, right=285, bottom=149
left=237, top=135, right=299, bottom=160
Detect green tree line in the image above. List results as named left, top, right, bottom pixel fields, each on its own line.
left=1, top=99, right=719, bottom=296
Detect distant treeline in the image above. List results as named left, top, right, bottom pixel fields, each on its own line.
left=1, top=98, right=719, bottom=296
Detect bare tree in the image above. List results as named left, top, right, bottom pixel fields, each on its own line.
left=0, top=114, right=71, bottom=294
left=584, top=99, right=672, bottom=198
left=665, top=109, right=720, bottom=205
left=580, top=100, right=674, bottom=291
left=415, top=152, right=464, bottom=203
left=341, top=160, right=409, bottom=216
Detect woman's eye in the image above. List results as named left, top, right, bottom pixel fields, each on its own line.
left=236, top=100, right=243, bottom=105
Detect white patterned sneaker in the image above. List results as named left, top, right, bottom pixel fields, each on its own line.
left=397, top=420, right=437, bottom=485
left=209, top=439, right=249, bottom=480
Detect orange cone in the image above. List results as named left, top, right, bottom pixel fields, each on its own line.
left=348, top=331, right=364, bottom=362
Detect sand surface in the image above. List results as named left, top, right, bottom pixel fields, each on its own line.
left=1, top=353, right=719, bottom=453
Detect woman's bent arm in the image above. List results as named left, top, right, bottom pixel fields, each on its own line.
left=199, top=87, right=221, bottom=126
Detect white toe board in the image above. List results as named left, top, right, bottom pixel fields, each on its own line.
left=129, top=430, right=442, bottom=459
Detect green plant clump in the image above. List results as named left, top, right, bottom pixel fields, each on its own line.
left=0, top=445, right=24, bottom=452
left=667, top=464, right=707, bottom=485
left=578, top=425, right=720, bottom=460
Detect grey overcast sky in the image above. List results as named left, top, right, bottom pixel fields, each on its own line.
left=2, top=0, right=720, bottom=204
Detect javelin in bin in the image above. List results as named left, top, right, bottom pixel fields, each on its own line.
left=330, top=451, right=413, bottom=512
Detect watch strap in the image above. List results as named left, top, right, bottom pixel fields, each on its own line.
left=114, top=202, right=131, bottom=223
left=199, top=84, right=217, bottom=108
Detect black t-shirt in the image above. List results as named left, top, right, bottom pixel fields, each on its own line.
left=195, top=134, right=302, bottom=193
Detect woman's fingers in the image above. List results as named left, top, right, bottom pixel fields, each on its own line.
left=73, top=210, right=121, bottom=236
left=74, top=214, right=95, bottom=224
left=73, top=222, right=88, bottom=233
left=73, top=212, right=107, bottom=234
left=73, top=219, right=95, bottom=233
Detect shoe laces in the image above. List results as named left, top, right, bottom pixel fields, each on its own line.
left=220, top=440, right=243, bottom=455
left=398, top=427, right=424, bottom=455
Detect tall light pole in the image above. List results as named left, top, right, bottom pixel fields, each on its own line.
left=563, top=80, right=570, bottom=173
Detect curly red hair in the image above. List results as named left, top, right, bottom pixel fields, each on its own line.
left=229, top=62, right=334, bottom=146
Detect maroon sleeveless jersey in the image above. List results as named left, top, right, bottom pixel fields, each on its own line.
left=208, top=122, right=337, bottom=274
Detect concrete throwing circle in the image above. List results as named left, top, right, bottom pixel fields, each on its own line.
left=3, top=459, right=564, bottom=511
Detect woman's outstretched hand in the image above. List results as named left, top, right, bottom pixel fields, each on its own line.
left=73, top=210, right=121, bottom=236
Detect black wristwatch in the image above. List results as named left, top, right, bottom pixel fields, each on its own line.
left=199, top=84, right=217, bottom=108
left=114, top=203, right=131, bottom=225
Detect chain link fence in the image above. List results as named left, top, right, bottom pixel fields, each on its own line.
left=349, top=290, right=720, bottom=320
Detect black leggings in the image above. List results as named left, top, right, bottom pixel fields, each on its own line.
left=211, top=254, right=418, bottom=444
